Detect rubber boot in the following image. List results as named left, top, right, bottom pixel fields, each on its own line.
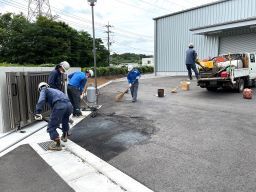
left=48, top=139, right=62, bottom=151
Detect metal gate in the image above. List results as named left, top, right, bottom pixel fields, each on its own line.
left=6, top=71, right=66, bottom=130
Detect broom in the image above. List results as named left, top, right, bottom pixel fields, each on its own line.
left=115, top=87, right=129, bottom=102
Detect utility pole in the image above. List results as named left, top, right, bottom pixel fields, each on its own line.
left=27, top=0, right=52, bottom=21
left=105, top=22, right=113, bottom=66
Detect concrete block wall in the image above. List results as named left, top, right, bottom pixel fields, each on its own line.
left=0, top=67, right=80, bottom=133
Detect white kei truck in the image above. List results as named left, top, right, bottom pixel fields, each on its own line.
left=197, top=52, right=256, bottom=92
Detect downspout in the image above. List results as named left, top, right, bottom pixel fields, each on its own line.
left=154, top=19, right=157, bottom=76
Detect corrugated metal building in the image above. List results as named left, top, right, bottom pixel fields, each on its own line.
left=154, top=0, right=256, bottom=76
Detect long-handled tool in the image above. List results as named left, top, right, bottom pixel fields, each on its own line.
left=115, top=80, right=137, bottom=102
left=80, top=95, right=99, bottom=118
left=115, top=87, right=129, bottom=102
left=30, top=112, right=63, bottom=130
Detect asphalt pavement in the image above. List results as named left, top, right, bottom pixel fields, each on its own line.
left=70, top=76, right=256, bottom=192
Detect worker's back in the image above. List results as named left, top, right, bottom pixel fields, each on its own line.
left=186, top=48, right=197, bottom=65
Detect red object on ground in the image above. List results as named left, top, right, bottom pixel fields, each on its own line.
left=243, top=88, right=253, bottom=99
left=220, top=71, right=229, bottom=78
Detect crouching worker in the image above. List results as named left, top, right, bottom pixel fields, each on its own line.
left=67, top=70, right=94, bottom=117
left=127, top=65, right=141, bottom=102
left=35, top=82, right=73, bottom=151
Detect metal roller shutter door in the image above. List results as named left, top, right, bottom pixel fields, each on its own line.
left=219, top=33, right=256, bottom=54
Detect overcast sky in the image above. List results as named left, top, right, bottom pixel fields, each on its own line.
left=0, top=0, right=217, bottom=55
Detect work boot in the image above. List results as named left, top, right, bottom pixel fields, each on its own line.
left=48, top=139, right=62, bottom=151
left=69, top=117, right=74, bottom=124
left=61, top=133, right=68, bottom=142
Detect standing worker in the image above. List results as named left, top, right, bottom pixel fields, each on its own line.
left=48, top=61, right=70, bottom=90
left=67, top=70, right=93, bottom=117
left=127, top=65, right=141, bottom=102
left=34, top=82, right=73, bottom=151
left=185, top=43, right=199, bottom=80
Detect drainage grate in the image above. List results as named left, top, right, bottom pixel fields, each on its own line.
left=38, top=141, right=54, bottom=151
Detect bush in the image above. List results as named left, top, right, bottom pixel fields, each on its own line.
left=81, top=66, right=154, bottom=77
left=39, top=63, right=55, bottom=67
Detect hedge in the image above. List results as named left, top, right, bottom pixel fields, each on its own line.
left=82, top=66, right=154, bottom=77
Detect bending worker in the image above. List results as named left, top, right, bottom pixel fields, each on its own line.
left=127, top=64, right=141, bottom=102
left=35, top=82, right=73, bottom=151
left=48, top=61, right=70, bottom=90
left=67, top=70, right=93, bottom=117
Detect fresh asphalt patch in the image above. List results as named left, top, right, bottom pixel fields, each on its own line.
left=0, top=144, right=75, bottom=192
left=69, top=113, right=156, bottom=161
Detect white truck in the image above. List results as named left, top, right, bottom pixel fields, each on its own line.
left=197, top=53, right=256, bottom=92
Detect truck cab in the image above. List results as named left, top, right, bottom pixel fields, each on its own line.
left=197, top=52, right=256, bottom=92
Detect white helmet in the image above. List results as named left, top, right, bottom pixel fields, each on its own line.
left=59, top=61, right=70, bottom=72
left=86, top=69, right=94, bottom=77
left=38, top=82, right=49, bottom=91
left=188, top=43, right=194, bottom=48
left=128, top=64, right=133, bottom=72
left=89, top=69, right=94, bottom=77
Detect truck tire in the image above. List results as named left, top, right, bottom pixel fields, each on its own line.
left=237, top=79, right=244, bottom=93
left=206, top=87, right=217, bottom=91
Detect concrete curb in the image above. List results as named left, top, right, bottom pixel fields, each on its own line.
left=66, top=140, right=154, bottom=192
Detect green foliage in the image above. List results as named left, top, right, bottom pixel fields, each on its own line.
left=0, top=13, right=109, bottom=67
left=111, top=53, right=153, bottom=65
left=137, top=66, right=154, bottom=73
left=82, top=66, right=154, bottom=77
left=39, top=63, right=55, bottom=67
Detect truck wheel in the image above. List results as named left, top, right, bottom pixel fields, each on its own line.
left=206, top=87, right=217, bottom=91
left=237, top=79, right=244, bottom=93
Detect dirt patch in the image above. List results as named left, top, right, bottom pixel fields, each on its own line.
left=69, top=113, right=155, bottom=161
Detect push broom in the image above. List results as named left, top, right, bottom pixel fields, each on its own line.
left=115, top=86, right=129, bottom=102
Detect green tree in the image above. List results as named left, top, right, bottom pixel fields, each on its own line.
left=0, top=13, right=109, bottom=67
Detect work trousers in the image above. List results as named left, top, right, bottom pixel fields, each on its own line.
left=67, top=85, right=82, bottom=115
left=130, top=82, right=139, bottom=102
left=186, top=64, right=199, bottom=80
left=47, top=101, right=73, bottom=141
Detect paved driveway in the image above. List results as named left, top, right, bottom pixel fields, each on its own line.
left=71, top=76, right=256, bottom=192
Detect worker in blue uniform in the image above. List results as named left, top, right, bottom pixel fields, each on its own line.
left=67, top=70, right=93, bottom=117
left=127, top=65, right=141, bottom=102
left=35, top=82, right=73, bottom=151
left=48, top=61, right=70, bottom=90
left=185, top=43, right=199, bottom=80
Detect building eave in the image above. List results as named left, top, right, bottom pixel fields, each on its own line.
left=153, top=0, right=230, bottom=21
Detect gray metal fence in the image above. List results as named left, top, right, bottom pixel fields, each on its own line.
left=6, top=72, right=66, bottom=130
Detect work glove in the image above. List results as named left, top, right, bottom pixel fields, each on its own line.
left=129, top=83, right=132, bottom=88
left=80, top=92, right=86, bottom=100
left=34, top=114, right=43, bottom=120
left=136, top=76, right=140, bottom=80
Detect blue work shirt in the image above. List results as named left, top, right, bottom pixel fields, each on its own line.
left=48, top=69, right=62, bottom=90
left=68, top=72, right=87, bottom=92
left=36, top=87, right=70, bottom=114
left=127, top=68, right=141, bottom=84
left=185, top=48, right=197, bottom=65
